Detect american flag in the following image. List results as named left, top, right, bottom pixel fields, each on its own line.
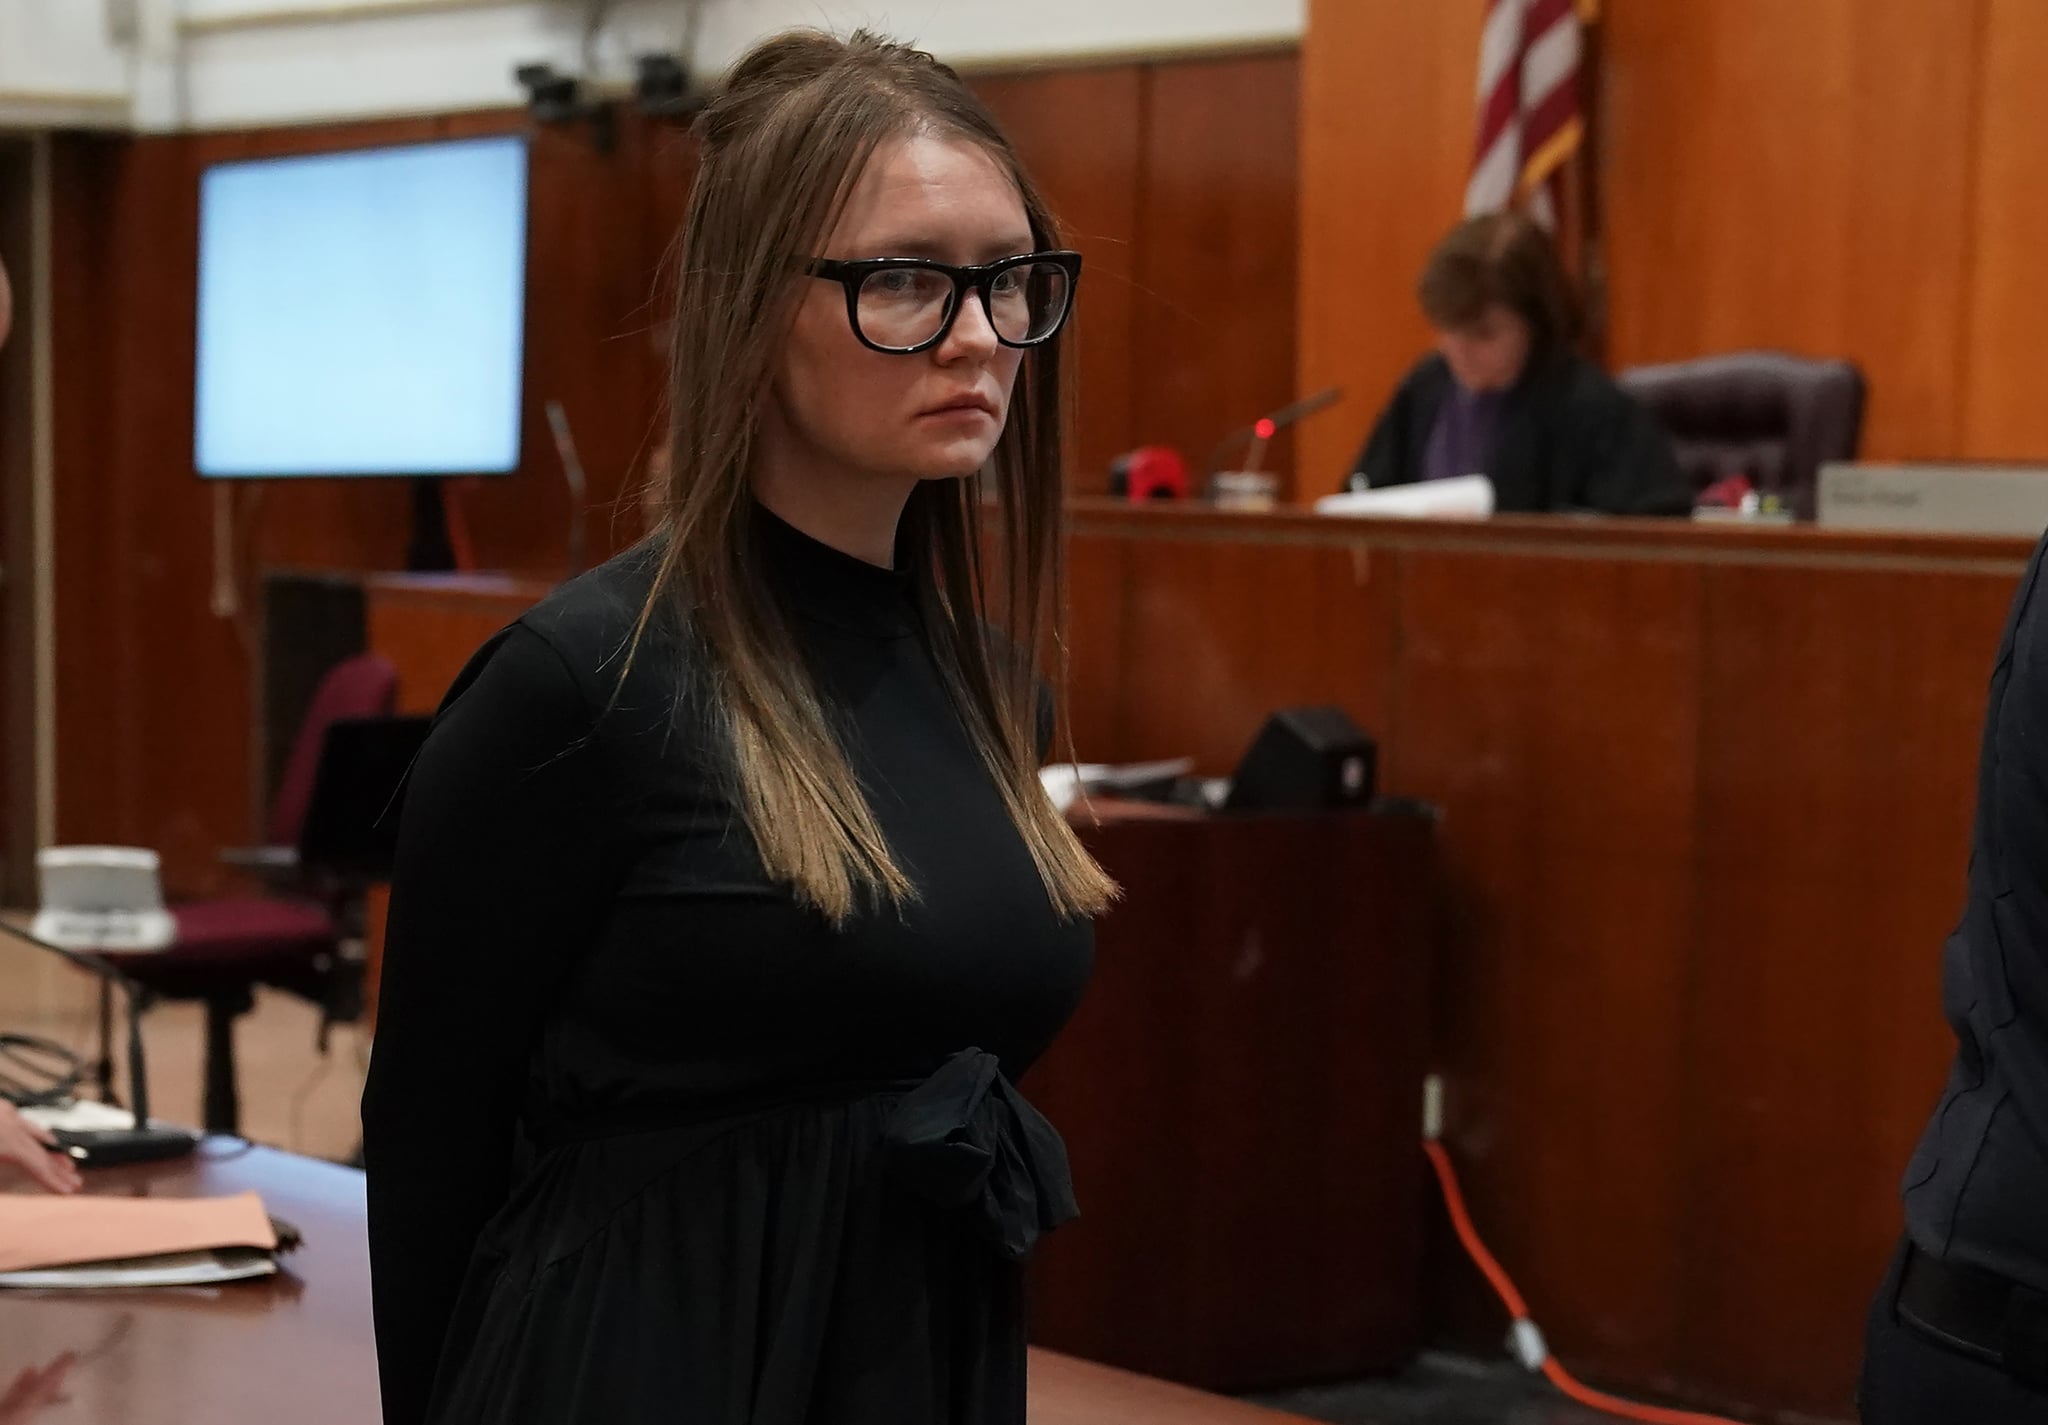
left=1465, top=0, right=1596, bottom=230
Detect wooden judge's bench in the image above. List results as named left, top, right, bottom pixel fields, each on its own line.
left=344, top=503, right=2036, bottom=1420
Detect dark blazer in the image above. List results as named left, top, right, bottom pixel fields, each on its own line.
left=1348, top=352, right=1693, bottom=516
left=1901, top=531, right=2048, bottom=1294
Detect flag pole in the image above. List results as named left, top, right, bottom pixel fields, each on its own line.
left=1575, top=0, right=1608, bottom=365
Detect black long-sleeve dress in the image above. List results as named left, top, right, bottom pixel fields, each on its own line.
left=360, top=507, right=1095, bottom=1425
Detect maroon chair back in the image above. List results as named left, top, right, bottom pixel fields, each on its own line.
left=1616, top=350, right=1866, bottom=519
left=268, top=653, right=399, bottom=848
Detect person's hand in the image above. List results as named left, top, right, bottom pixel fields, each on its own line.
left=0, top=1353, right=76, bottom=1424
left=0, top=1102, right=82, bottom=1194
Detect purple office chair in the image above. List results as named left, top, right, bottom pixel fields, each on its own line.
left=101, top=653, right=399, bottom=1137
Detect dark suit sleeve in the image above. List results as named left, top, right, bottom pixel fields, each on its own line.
left=1567, top=379, right=1695, bottom=517
left=360, top=623, right=616, bottom=1425
left=1993, top=547, right=2048, bottom=1030
left=1351, top=363, right=1424, bottom=491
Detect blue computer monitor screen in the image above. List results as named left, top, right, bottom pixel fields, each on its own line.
left=195, top=135, right=529, bottom=478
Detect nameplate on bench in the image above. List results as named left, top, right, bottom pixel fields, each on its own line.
left=1818, top=462, right=2048, bottom=536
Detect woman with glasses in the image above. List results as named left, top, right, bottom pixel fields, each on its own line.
left=362, top=29, right=1114, bottom=1425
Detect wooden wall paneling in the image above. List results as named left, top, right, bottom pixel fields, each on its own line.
left=1679, top=563, right=2016, bottom=1415
left=1599, top=0, right=1984, bottom=461
left=1958, top=0, right=2048, bottom=460
left=1106, top=524, right=1396, bottom=774
left=1295, top=0, right=1482, bottom=500
left=52, top=131, right=237, bottom=892
left=249, top=477, right=413, bottom=575
left=624, top=112, right=701, bottom=547
left=0, top=141, right=36, bottom=898
left=363, top=881, right=391, bottom=1028
left=457, top=114, right=663, bottom=576
left=1135, top=55, right=1299, bottom=497
left=1058, top=530, right=1128, bottom=763
left=972, top=67, right=1145, bottom=494
left=51, top=130, right=261, bottom=896
left=110, top=132, right=254, bottom=895
left=363, top=577, right=548, bottom=716
left=637, top=111, right=697, bottom=291
left=49, top=136, right=132, bottom=863
left=1382, top=547, right=1704, bottom=1383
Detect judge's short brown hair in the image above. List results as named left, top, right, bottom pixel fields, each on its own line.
left=1417, top=211, right=1578, bottom=362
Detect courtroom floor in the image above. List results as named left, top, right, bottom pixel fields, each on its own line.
left=1253, top=1361, right=1636, bottom=1424
left=0, top=954, right=1725, bottom=1424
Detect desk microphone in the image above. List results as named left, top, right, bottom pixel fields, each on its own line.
left=13, top=941, right=201, bottom=1165
left=1207, top=387, right=1344, bottom=477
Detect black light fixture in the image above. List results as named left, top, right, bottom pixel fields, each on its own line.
left=514, top=62, right=583, bottom=121
left=515, top=61, right=615, bottom=150
left=634, top=52, right=696, bottom=118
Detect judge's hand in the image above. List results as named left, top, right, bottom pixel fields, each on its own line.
left=0, top=1101, right=83, bottom=1194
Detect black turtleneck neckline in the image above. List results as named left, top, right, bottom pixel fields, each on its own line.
left=754, top=502, right=916, bottom=640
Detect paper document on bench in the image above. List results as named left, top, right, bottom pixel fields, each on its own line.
left=0, top=1246, right=278, bottom=1289
left=1314, top=474, right=1495, bottom=519
left=0, top=1190, right=276, bottom=1278
left=1039, top=759, right=1195, bottom=813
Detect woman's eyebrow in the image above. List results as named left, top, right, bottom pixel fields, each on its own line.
left=844, top=234, right=1038, bottom=261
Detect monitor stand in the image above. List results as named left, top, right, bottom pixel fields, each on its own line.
left=406, top=477, right=456, bottom=572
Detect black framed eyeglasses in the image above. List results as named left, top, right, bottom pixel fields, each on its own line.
left=805, top=250, right=1082, bottom=355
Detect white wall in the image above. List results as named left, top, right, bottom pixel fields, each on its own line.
left=31, top=0, right=1299, bottom=132
left=0, top=2, right=131, bottom=128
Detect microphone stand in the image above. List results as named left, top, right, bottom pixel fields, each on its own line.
left=1206, top=386, right=1347, bottom=479
left=1203, top=387, right=1346, bottom=508
left=14, top=928, right=201, bottom=1164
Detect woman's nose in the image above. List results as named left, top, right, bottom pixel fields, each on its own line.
left=937, top=291, right=1000, bottom=362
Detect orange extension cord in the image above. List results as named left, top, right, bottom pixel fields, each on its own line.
left=1422, top=1136, right=1755, bottom=1425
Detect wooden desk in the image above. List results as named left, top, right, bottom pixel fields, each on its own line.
left=361, top=572, right=552, bottom=718
left=0, top=1147, right=376, bottom=1423
left=0, top=1146, right=1314, bottom=1424
left=1060, top=502, right=2035, bottom=1420
left=1029, top=801, right=1435, bottom=1391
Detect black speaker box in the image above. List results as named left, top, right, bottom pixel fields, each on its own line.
left=1222, top=705, right=1377, bottom=813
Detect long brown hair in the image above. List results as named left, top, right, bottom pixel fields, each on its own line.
left=628, top=28, right=1115, bottom=924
